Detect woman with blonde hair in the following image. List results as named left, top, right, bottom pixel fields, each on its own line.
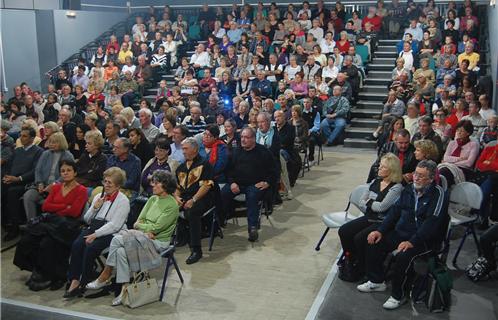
left=22, top=132, right=74, bottom=220
left=39, top=121, right=60, bottom=149
left=338, top=153, right=403, bottom=280
left=414, top=139, right=440, bottom=163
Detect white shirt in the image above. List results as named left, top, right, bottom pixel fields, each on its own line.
left=399, top=51, right=414, bottom=71
left=264, top=64, right=283, bottom=82
left=190, top=51, right=210, bottom=67
left=162, top=41, right=177, bottom=54
left=121, top=64, right=136, bottom=75
left=309, top=27, right=324, bottom=42
left=284, top=65, right=302, bottom=80
left=479, top=108, right=497, bottom=121
left=322, top=65, right=339, bottom=80
left=84, top=192, right=129, bottom=237
left=320, top=38, right=336, bottom=54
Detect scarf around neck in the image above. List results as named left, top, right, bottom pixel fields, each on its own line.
left=256, top=126, right=275, bottom=149
left=451, top=136, right=470, bottom=157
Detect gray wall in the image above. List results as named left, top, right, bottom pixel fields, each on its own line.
left=0, top=10, right=41, bottom=94
left=488, top=5, right=498, bottom=110
left=52, top=10, right=128, bottom=65
left=1, top=0, right=60, bottom=9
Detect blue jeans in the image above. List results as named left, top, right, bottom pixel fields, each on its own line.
left=480, top=176, right=497, bottom=219
left=221, top=184, right=265, bottom=229
left=320, top=117, right=346, bottom=144
left=121, top=92, right=136, bottom=107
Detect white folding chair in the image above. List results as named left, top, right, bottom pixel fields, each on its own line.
left=446, top=182, right=483, bottom=266
left=315, top=184, right=369, bottom=251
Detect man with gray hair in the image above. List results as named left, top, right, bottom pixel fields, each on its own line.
left=320, top=85, right=350, bottom=146
left=358, top=160, right=449, bottom=310
left=138, top=108, right=159, bottom=142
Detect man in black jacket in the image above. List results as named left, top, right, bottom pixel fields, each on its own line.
left=357, top=160, right=449, bottom=310
left=367, top=129, right=417, bottom=183
left=2, top=128, right=43, bottom=240
left=411, top=116, right=444, bottom=161
left=275, top=110, right=301, bottom=192
left=221, top=127, right=277, bottom=242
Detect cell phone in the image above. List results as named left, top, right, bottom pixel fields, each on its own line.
left=100, top=188, right=105, bottom=198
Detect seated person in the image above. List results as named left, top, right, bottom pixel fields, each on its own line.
left=368, top=129, right=417, bottom=184
left=202, top=124, right=228, bottom=183
left=475, top=142, right=498, bottom=227
left=128, top=128, right=154, bottom=170
left=376, top=116, right=405, bottom=153
left=2, top=128, right=43, bottom=241
left=320, top=86, right=350, bottom=146
left=78, top=171, right=178, bottom=306
left=439, top=120, right=480, bottom=186
left=175, top=138, right=214, bottom=265
left=221, top=128, right=277, bottom=242
left=23, top=132, right=74, bottom=222
left=13, top=160, right=88, bottom=291
left=141, top=137, right=175, bottom=196
left=479, top=115, right=498, bottom=147
left=467, top=224, right=498, bottom=281
left=275, top=109, right=299, bottom=198
left=338, top=153, right=403, bottom=279
left=65, top=167, right=130, bottom=298
left=358, top=160, right=448, bottom=310
left=368, top=90, right=406, bottom=141
left=411, top=116, right=443, bottom=161
left=76, top=131, right=107, bottom=188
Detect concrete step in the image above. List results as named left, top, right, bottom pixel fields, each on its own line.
left=343, top=138, right=377, bottom=149
left=374, top=51, right=398, bottom=58
left=368, top=70, right=392, bottom=79
left=350, top=118, right=379, bottom=128
left=367, top=64, right=393, bottom=71
left=356, top=100, right=383, bottom=110
left=379, top=39, right=400, bottom=45
left=377, top=45, right=397, bottom=53
left=161, top=74, right=176, bottom=79
left=358, top=92, right=387, bottom=102
left=362, top=85, right=388, bottom=94
left=143, top=95, right=156, bottom=101
left=365, top=78, right=391, bottom=86
left=372, top=57, right=395, bottom=64
left=345, top=127, right=374, bottom=139
left=351, top=108, right=382, bottom=118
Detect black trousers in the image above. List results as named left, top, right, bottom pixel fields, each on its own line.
left=308, top=132, right=322, bottom=162
left=68, top=229, right=113, bottom=285
left=183, top=197, right=212, bottom=251
left=365, top=230, right=432, bottom=300
left=3, top=184, right=26, bottom=228
left=481, top=224, right=498, bottom=270
left=338, top=216, right=379, bottom=273
left=13, top=233, right=71, bottom=281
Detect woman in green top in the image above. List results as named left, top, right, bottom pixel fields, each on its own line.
left=85, top=170, right=179, bottom=306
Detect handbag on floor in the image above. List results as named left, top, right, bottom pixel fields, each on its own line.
left=122, top=272, right=159, bottom=308
left=337, top=252, right=362, bottom=282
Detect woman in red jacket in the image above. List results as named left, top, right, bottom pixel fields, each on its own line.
left=476, top=143, right=498, bottom=227
left=13, top=160, right=88, bottom=292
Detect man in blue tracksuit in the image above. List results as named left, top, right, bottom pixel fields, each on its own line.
left=357, top=160, right=449, bottom=310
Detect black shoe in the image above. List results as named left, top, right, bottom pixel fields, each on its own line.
left=186, top=251, right=203, bottom=265
left=63, top=287, right=84, bottom=299
left=50, top=279, right=66, bottom=291
left=29, top=280, right=52, bottom=292
left=3, top=228, right=19, bottom=242
left=365, top=134, right=377, bottom=141
left=24, top=271, right=44, bottom=286
left=248, top=227, right=259, bottom=242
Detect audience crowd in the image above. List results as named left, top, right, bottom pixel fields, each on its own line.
left=0, top=0, right=496, bottom=310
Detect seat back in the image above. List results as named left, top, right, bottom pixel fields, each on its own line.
left=350, top=184, right=369, bottom=213
left=439, top=175, right=448, bottom=192
left=355, top=45, right=369, bottom=65
left=449, top=182, right=483, bottom=210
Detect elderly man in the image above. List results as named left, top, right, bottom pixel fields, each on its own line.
left=221, top=127, right=277, bottom=241
left=203, top=94, right=224, bottom=124
left=341, top=55, right=360, bottom=101
left=275, top=110, right=298, bottom=197
left=320, top=86, right=350, bottom=146
left=185, top=105, right=207, bottom=136
left=134, top=55, right=153, bottom=97
left=302, top=97, right=321, bottom=164
left=2, top=128, right=43, bottom=240
left=368, top=129, right=417, bottom=183
left=330, top=73, right=353, bottom=102
left=358, top=160, right=448, bottom=310
left=458, top=43, right=480, bottom=71
left=190, top=44, right=210, bottom=69
left=119, top=71, right=138, bottom=107
left=138, top=109, right=159, bottom=142
left=175, top=137, right=214, bottom=264
left=303, top=55, right=321, bottom=82
left=367, top=90, right=406, bottom=141
left=227, top=21, right=243, bottom=43
left=253, top=70, right=272, bottom=98
left=411, top=116, right=444, bottom=158
left=58, top=107, right=77, bottom=147
left=462, top=101, right=487, bottom=139
left=117, top=42, right=133, bottom=65
left=106, top=138, right=142, bottom=196
left=170, top=125, right=188, bottom=164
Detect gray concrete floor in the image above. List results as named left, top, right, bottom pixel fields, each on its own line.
left=0, top=150, right=376, bottom=320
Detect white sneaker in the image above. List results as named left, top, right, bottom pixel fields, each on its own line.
left=382, top=296, right=406, bottom=310
left=86, top=278, right=110, bottom=290
left=112, top=291, right=123, bottom=306
left=286, top=191, right=293, bottom=200
left=357, top=281, right=387, bottom=293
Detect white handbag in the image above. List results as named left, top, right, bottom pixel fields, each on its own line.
left=122, top=272, right=160, bottom=308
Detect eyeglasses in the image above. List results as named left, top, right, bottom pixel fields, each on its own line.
left=102, top=179, right=114, bottom=185
left=413, top=172, right=429, bottom=180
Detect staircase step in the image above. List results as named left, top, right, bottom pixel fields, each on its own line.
left=368, top=64, right=394, bottom=71
left=365, top=78, right=391, bottom=86
left=345, top=127, right=375, bottom=139
left=350, top=118, right=379, bottom=128
left=379, top=39, right=400, bottom=45
left=351, top=108, right=382, bottom=118
left=161, top=74, right=175, bottom=79
left=377, top=45, right=397, bottom=53
left=368, top=70, right=392, bottom=79
left=362, top=85, right=389, bottom=94
left=372, top=57, right=395, bottom=64
left=358, top=92, right=387, bottom=102
left=143, top=95, right=156, bottom=101
left=356, top=100, right=383, bottom=110
left=375, top=51, right=398, bottom=58
left=343, top=138, right=377, bottom=149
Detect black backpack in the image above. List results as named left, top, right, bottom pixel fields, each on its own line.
left=337, top=252, right=362, bottom=282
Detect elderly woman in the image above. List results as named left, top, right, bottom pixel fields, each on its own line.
left=128, top=128, right=154, bottom=170
left=39, top=122, right=59, bottom=149
left=439, top=120, right=480, bottom=186
left=23, top=132, right=74, bottom=221
left=221, top=118, right=241, bottom=151
left=84, top=170, right=178, bottom=305
left=76, top=131, right=107, bottom=188
left=338, top=153, right=403, bottom=280
left=14, top=160, right=88, bottom=291
left=175, top=137, right=214, bottom=264
left=64, top=167, right=130, bottom=298
left=141, top=137, right=174, bottom=196
left=202, top=124, right=228, bottom=183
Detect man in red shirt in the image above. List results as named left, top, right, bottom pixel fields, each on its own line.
left=362, top=7, right=382, bottom=32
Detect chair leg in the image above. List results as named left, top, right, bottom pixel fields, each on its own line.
left=470, top=223, right=481, bottom=256
left=159, top=257, right=173, bottom=301
left=208, top=212, right=216, bottom=251
left=171, top=256, right=184, bottom=284
left=315, top=227, right=330, bottom=251
left=452, top=224, right=471, bottom=266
